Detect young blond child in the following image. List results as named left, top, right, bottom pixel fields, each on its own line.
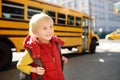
left=17, top=13, right=67, bottom=80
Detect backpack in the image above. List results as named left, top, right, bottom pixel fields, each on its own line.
left=19, top=43, right=63, bottom=80
left=19, top=50, right=42, bottom=80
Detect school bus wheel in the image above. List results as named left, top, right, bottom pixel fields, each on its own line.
left=0, top=41, right=12, bottom=71
left=90, top=39, right=97, bottom=54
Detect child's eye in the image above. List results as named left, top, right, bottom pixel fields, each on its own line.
left=50, top=26, right=53, bottom=28
left=43, top=27, right=47, bottom=30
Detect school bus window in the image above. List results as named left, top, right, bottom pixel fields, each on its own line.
left=46, top=10, right=55, bottom=23
left=27, top=6, right=43, bottom=19
left=58, top=13, right=65, bottom=25
left=67, top=15, right=74, bottom=26
left=2, top=1, right=24, bottom=20
left=76, top=17, right=81, bottom=27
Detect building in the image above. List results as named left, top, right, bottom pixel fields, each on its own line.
left=88, top=0, right=120, bottom=34
left=46, top=0, right=120, bottom=35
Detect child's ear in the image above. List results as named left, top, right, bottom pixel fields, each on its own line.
left=32, top=32, right=38, bottom=38
left=33, top=31, right=38, bottom=37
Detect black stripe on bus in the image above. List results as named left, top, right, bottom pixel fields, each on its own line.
left=0, top=27, right=28, bottom=31
left=58, top=36, right=82, bottom=37
left=62, top=44, right=81, bottom=48
left=0, top=35, right=27, bottom=37
left=54, top=24, right=81, bottom=28
left=0, top=18, right=29, bottom=23
left=54, top=30, right=82, bottom=33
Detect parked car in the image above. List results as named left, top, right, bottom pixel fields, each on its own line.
left=105, top=29, right=120, bottom=40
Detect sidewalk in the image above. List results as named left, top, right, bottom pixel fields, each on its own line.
left=96, top=39, right=120, bottom=53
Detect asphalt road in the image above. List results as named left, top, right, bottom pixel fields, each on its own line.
left=63, top=52, right=120, bottom=80
left=0, top=39, right=120, bottom=80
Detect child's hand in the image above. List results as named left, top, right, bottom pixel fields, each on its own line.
left=36, top=67, right=45, bottom=75
left=62, top=56, right=68, bottom=63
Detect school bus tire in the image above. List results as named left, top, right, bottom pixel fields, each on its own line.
left=108, top=37, right=113, bottom=40
left=0, top=42, right=12, bottom=71
left=90, top=39, right=96, bottom=54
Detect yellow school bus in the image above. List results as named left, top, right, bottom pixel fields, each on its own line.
left=0, top=0, right=99, bottom=70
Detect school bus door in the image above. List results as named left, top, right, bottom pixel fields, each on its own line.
left=82, top=17, right=89, bottom=52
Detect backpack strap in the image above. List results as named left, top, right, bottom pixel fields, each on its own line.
left=27, top=49, right=42, bottom=80
left=27, top=49, right=42, bottom=67
left=56, top=42, right=64, bottom=70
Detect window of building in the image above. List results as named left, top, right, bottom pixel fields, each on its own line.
left=74, top=0, right=77, bottom=7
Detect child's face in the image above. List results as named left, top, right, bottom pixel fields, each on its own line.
left=36, top=20, right=54, bottom=43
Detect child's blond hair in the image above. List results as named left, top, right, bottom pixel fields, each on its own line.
left=29, top=13, right=53, bottom=35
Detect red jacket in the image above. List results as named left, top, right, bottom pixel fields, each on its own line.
left=23, top=35, right=64, bottom=80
